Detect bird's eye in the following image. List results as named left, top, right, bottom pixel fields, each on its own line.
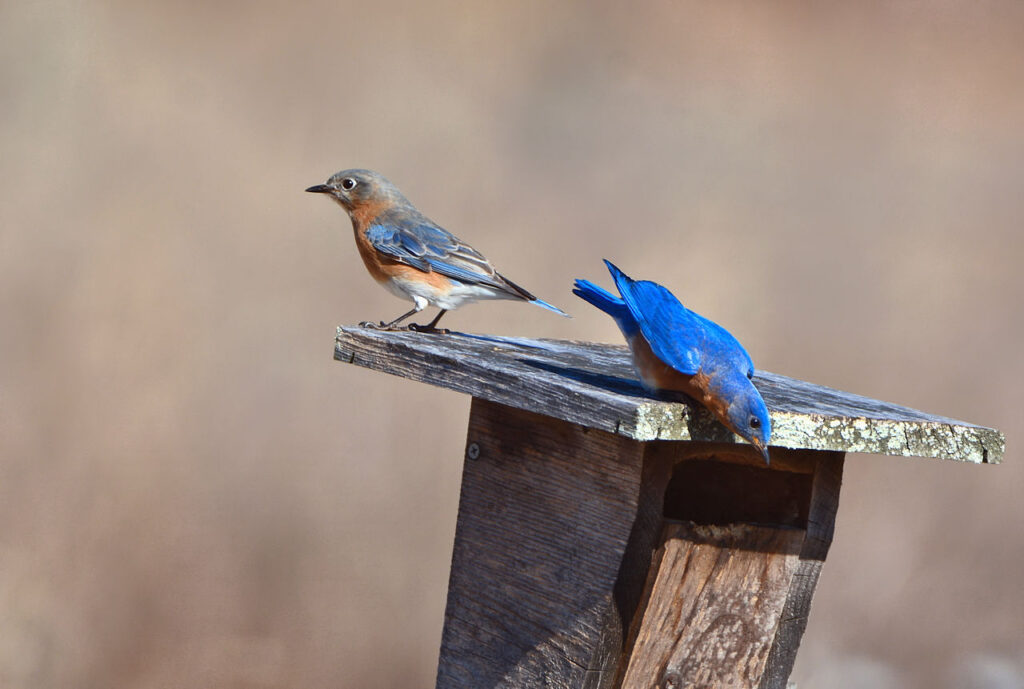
left=341, top=178, right=357, bottom=191
left=749, top=416, right=761, bottom=429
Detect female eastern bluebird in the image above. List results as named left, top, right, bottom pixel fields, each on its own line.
left=574, top=260, right=772, bottom=463
left=306, top=169, right=568, bottom=332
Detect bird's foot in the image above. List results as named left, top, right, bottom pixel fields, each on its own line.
left=359, top=320, right=407, bottom=331
left=407, top=323, right=450, bottom=334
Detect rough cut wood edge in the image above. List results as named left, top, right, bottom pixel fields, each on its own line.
left=758, top=452, right=844, bottom=689
left=334, top=326, right=1004, bottom=464
left=617, top=522, right=806, bottom=689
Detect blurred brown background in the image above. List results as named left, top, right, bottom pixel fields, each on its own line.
left=2, top=1, right=1022, bottom=687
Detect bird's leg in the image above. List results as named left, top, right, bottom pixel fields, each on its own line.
left=361, top=307, right=420, bottom=331
left=408, top=310, right=449, bottom=334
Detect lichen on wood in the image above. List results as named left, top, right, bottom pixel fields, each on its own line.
left=334, top=326, right=1004, bottom=464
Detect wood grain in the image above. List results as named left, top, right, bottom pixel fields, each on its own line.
left=434, top=403, right=843, bottom=689
left=335, top=326, right=1004, bottom=463
left=611, top=446, right=841, bottom=689
left=436, top=398, right=655, bottom=689
left=759, top=453, right=845, bottom=689
left=619, top=522, right=806, bottom=689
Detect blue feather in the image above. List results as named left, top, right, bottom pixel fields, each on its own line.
left=572, top=279, right=638, bottom=336
left=369, top=221, right=570, bottom=316
left=603, top=260, right=702, bottom=375
left=367, top=222, right=503, bottom=289
left=423, top=257, right=493, bottom=284
left=530, top=297, right=570, bottom=316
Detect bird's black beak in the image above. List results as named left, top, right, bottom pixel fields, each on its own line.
left=305, top=184, right=333, bottom=194
left=752, top=439, right=770, bottom=466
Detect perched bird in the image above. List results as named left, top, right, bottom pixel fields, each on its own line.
left=306, top=169, right=568, bottom=331
left=574, top=260, right=772, bottom=463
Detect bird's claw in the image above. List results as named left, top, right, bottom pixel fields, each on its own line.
left=408, top=323, right=450, bottom=334
left=359, top=320, right=407, bottom=331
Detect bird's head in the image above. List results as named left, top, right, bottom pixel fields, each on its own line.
left=724, top=379, right=772, bottom=464
left=305, top=169, right=408, bottom=214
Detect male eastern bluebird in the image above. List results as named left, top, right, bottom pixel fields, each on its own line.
left=574, top=260, right=772, bottom=463
left=306, top=169, right=568, bottom=331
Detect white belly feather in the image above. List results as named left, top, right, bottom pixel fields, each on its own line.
left=387, top=275, right=514, bottom=311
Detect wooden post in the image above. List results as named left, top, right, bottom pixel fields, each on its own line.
left=334, top=327, right=1003, bottom=689
left=438, top=398, right=655, bottom=688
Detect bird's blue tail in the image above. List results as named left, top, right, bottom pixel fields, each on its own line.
left=573, top=278, right=641, bottom=335
left=530, top=297, right=571, bottom=317
left=573, top=279, right=624, bottom=314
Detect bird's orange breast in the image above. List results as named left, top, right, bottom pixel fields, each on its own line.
left=630, top=335, right=692, bottom=390
left=352, top=225, right=395, bottom=284
left=630, top=335, right=733, bottom=430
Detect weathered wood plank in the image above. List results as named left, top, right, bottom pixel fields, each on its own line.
left=436, top=398, right=653, bottom=689
left=335, top=326, right=1004, bottom=463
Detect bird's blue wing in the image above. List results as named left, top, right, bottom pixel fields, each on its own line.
left=365, top=220, right=508, bottom=290
left=365, top=224, right=432, bottom=271
left=604, top=261, right=703, bottom=375
left=694, top=313, right=755, bottom=378
left=604, top=260, right=756, bottom=378
left=366, top=213, right=564, bottom=310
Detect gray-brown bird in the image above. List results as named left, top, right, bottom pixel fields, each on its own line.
left=307, top=169, right=568, bottom=331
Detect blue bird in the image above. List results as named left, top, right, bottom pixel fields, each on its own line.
left=307, top=169, right=568, bottom=331
left=574, top=260, right=772, bottom=463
